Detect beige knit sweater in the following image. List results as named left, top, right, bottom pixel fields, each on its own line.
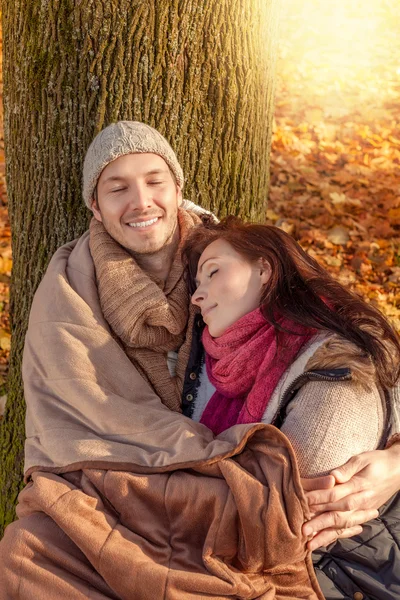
left=194, top=335, right=386, bottom=477
left=280, top=378, right=385, bottom=477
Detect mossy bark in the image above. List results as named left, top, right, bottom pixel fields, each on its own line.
left=0, top=0, right=280, bottom=535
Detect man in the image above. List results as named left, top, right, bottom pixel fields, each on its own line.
left=0, top=121, right=398, bottom=599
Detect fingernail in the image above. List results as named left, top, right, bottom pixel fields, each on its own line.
left=303, top=525, right=312, bottom=535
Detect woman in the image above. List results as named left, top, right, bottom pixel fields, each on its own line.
left=182, top=216, right=400, bottom=599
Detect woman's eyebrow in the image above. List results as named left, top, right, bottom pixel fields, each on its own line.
left=198, top=256, right=219, bottom=273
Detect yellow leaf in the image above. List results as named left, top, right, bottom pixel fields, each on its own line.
left=0, top=335, right=11, bottom=351
left=324, top=255, right=343, bottom=267
left=0, top=257, right=12, bottom=276
left=266, top=209, right=280, bottom=222
left=329, top=192, right=347, bottom=204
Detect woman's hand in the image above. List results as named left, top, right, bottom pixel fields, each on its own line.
left=301, top=444, right=400, bottom=550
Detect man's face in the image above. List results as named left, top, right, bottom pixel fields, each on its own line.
left=92, top=153, right=183, bottom=255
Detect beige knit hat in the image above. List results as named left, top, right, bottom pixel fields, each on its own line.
left=82, top=121, right=184, bottom=208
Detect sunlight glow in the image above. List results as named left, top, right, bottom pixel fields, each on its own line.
left=279, top=0, right=400, bottom=109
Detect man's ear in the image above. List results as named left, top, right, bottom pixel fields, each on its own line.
left=258, top=258, right=271, bottom=285
left=91, top=197, right=103, bottom=222
left=177, top=186, right=183, bottom=207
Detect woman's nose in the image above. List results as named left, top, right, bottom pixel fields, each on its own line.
left=191, top=286, right=205, bottom=306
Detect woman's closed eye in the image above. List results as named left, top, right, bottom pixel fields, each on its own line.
left=209, top=269, right=218, bottom=278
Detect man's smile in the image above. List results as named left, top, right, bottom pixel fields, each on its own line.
left=126, top=217, right=160, bottom=229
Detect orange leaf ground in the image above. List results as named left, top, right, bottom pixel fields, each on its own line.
left=269, top=0, right=400, bottom=331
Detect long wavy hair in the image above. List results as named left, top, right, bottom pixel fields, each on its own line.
left=182, top=216, right=400, bottom=389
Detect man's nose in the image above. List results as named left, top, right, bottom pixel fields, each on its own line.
left=128, top=184, right=152, bottom=211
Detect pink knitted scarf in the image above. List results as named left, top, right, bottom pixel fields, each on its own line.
left=200, top=308, right=315, bottom=434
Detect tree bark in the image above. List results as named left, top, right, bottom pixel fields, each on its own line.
left=0, top=0, right=280, bottom=534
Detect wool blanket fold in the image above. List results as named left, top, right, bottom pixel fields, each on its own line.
left=0, top=225, right=323, bottom=599
left=1, top=432, right=324, bottom=600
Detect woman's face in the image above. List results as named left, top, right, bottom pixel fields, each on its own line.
left=191, top=238, right=270, bottom=337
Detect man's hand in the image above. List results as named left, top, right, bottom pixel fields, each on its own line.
left=301, top=445, right=400, bottom=551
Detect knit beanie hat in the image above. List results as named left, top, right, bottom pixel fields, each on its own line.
left=82, top=121, right=184, bottom=208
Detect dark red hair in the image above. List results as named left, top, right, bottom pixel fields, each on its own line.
left=182, top=216, right=400, bottom=389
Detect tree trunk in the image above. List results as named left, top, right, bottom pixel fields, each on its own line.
left=0, top=0, right=280, bottom=535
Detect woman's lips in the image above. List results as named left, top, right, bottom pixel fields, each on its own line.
left=202, top=305, right=217, bottom=319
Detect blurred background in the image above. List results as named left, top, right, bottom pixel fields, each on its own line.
left=269, top=0, right=400, bottom=329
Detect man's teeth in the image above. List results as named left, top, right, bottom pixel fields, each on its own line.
left=128, top=218, right=158, bottom=228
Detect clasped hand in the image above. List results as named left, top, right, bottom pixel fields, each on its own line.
left=301, top=445, right=400, bottom=551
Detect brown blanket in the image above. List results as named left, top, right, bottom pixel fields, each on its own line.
left=0, top=229, right=323, bottom=599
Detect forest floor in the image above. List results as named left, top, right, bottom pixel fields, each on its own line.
left=269, top=0, right=400, bottom=332
left=0, top=2, right=399, bottom=416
